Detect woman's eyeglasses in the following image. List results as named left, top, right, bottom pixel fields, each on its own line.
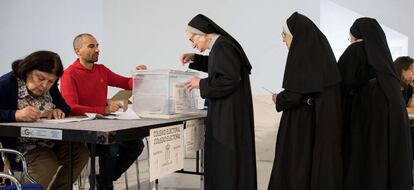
left=189, top=34, right=196, bottom=43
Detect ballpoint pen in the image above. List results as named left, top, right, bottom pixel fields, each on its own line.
left=25, top=99, right=44, bottom=117
left=25, top=98, right=33, bottom=106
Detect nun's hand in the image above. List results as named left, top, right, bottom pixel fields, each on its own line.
left=185, top=76, right=200, bottom=91
left=272, top=93, right=278, bottom=104
left=180, top=53, right=195, bottom=64
left=136, top=65, right=147, bottom=70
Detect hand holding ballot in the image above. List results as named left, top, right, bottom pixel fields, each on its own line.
left=262, top=87, right=278, bottom=104
left=180, top=53, right=195, bottom=64
left=272, top=93, right=278, bottom=104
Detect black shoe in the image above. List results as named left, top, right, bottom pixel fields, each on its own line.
left=97, top=174, right=114, bottom=190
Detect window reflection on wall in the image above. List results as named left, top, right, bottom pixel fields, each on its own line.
left=320, top=0, right=408, bottom=61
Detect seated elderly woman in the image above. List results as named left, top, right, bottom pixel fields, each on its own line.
left=0, top=50, right=89, bottom=190
left=393, top=56, right=414, bottom=158
left=394, top=56, right=414, bottom=109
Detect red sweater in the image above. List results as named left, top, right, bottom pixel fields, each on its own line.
left=60, top=59, right=132, bottom=116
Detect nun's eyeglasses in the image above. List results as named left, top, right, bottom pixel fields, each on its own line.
left=189, top=34, right=196, bottom=43
left=281, top=32, right=286, bottom=38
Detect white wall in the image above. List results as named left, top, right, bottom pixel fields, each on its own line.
left=102, top=0, right=319, bottom=95
left=321, top=0, right=409, bottom=60
left=0, top=0, right=105, bottom=73
left=328, top=0, right=414, bottom=56
left=0, top=0, right=318, bottom=96
left=1, top=0, right=412, bottom=96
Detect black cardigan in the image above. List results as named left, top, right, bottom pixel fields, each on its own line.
left=0, top=72, right=70, bottom=149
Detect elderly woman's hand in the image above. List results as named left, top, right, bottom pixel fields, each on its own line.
left=185, top=76, right=200, bottom=91
left=272, top=93, right=278, bottom=104
left=15, top=106, right=41, bottom=122
left=42, top=109, right=65, bottom=119
left=180, top=53, right=195, bottom=65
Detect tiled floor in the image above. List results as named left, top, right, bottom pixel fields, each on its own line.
left=74, top=158, right=273, bottom=190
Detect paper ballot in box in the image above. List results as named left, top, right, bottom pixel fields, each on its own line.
left=132, top=69, right=199, bottom=118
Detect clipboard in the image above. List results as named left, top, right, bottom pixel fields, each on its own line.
left=110, top=90, right=132, bottom=111
left=111, top=90, right=132, bottom=101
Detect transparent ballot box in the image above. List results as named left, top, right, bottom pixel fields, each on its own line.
left=132, top=69, right=199, bottom=118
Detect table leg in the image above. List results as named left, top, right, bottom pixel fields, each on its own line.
left=69, top=142, right=73, bottom=190
left=90, top=144, right=96, bottom=190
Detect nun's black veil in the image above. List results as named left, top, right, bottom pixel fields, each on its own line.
left=350, top=17, right=398, bottom=78
left=268, top=12, right=343, bottom=190
left=188, top=14, right=252, bottom=74
left=186, top=14, right=258, bottom=190
left=347, top=17, right=412, bottom=188
left=282, top=12, right=341, bottom=94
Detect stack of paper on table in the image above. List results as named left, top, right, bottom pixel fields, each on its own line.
left=39, top=105, right=140, bottom=123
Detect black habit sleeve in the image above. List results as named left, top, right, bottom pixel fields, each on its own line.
left=199, top=42, right=241, bottom=99
left=276, top=90, right=304, bottom=112
left=189, top=54, right=209, bottom=72
left=337, top=42, right=375, bottom=93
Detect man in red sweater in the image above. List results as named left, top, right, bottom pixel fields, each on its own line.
left=61, top=33, right=145, bottom=190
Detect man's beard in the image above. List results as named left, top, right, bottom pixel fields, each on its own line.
left=86, top=56, right=98, bottom=63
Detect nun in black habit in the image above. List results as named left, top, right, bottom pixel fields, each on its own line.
left=268, top=12, right=343, bottom=190
left=180, top=14, right=257, bottom=190
left=338, top=17, right=412, bottom=190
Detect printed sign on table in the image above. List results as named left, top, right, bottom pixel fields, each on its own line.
left=149, top=124, right=184, bottom=181
left=184, top=119, right=204, bottom=152
left=21, top=127, right=62, bottom=140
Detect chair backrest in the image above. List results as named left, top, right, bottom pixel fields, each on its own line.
left=0, top=173, right=43, bottom=190
left=0, top=148, right=42, bottom=190
left=0, top=184, right=43, bottom=190
left=0, top=148, right=35, bottom=183
left=0, top=173, right=22, bottom=190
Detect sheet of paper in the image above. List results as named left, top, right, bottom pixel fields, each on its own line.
left=111, top=90, right=133, bottom=105
left=174, top=83, right=193, bottom=113
left=111, top=90, right=132, bottom=101
left=114, top=108, right=140, bottom=120
left=39, top=104, right=140, bottom=123
left=38, top=116, right=93, bottom=123
left=149, top=124, right=184, bottom=181
left=184, top=119, right=204, bottom=152
left=85, top=106, right=140, bottom=120
left=102, top=108, right=141, bottom=120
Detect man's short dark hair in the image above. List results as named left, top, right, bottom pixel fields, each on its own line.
left=73, top=33, right=94, bottom=50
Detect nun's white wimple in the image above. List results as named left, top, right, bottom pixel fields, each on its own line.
left=283, top=21, right=293, bottom=37
left=186, top=26, right=205, bottom=35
